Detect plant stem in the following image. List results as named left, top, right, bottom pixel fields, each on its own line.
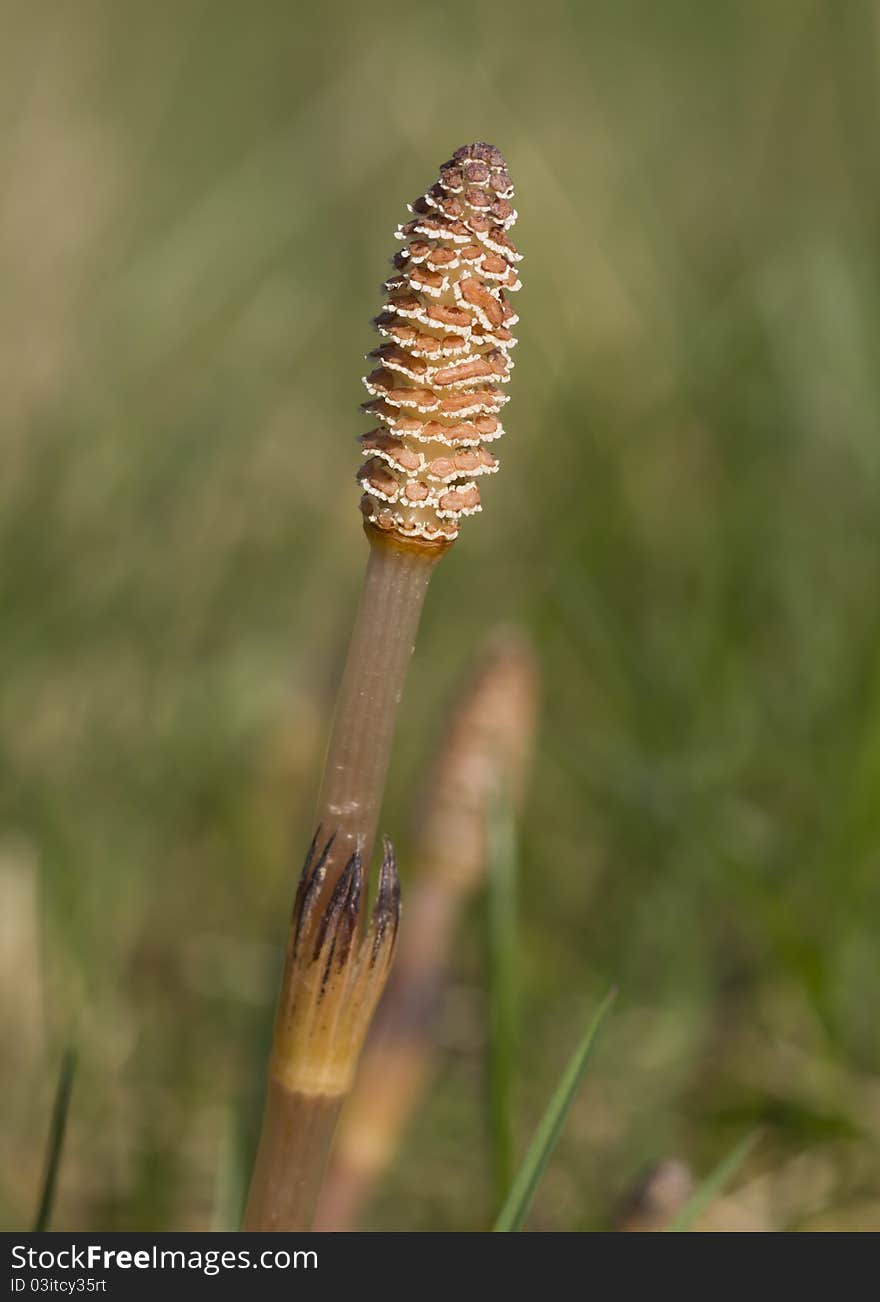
left=242, top=1080, right=342, bottom=1232
left=243, top=531, right=444, bottom=1232
left=313, top=535, right=441, bottom=897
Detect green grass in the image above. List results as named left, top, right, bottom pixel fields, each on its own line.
left=32, top=1050, right=77, bottom=1233
left=665, top=1131, right=761, bottom=1232
left=494, top=989, right=616, bottom=1232
left=1, top=0, right=879, bottom=1231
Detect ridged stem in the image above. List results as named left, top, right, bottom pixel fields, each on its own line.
left=243, top=531, right=444, bottom=1232
left=243, top=1081, right=342, bottom=1232
left=312, top=534, right=441, bottom=898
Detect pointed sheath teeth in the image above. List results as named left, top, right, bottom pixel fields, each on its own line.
left=292, top=827, right=334, bottom=946
left=271, top=830, right=403, bottom=1097
left=368, top=836, right=401, bottom=967
left=360, top=143, right=520, bottom=545
left=312, top=847, right=363, bottom=970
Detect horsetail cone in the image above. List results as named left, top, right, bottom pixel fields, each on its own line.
left=359, top=143, right=521, bottom=545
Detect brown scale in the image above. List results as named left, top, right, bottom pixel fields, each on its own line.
left=359, top=143, right=521, bottom=543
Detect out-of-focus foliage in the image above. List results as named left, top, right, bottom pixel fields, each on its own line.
left=2, top=0, right=879, bottom=1231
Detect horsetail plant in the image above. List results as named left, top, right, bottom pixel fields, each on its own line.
left=243, top=143, right=522, bottom=1231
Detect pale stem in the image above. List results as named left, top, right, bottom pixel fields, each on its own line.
left=242, top=1081, right=342, bottom=1232
left=313, top=538, right=439, bottom=891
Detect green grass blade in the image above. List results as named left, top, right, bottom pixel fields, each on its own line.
left=33, top=1049, right=77, bottom=1233
left=665, top=1131, right=761, bottom=1232
left=493, top=987, right=617, bottom=1232
left=487, top=788, right=519, bottom=1205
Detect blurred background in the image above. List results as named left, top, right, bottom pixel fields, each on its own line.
left=2, top=0, right=880, bottom=1231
